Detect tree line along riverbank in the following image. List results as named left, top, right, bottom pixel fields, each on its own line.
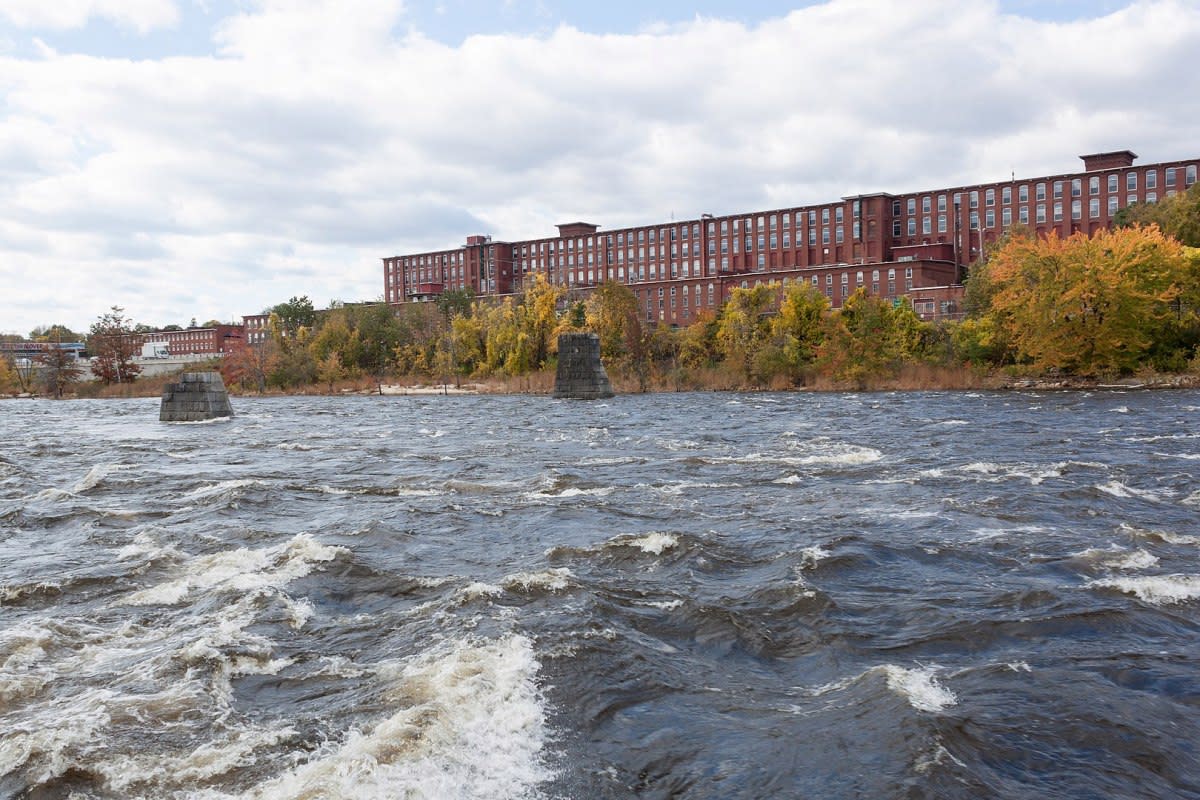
left=5, top=196, right=1200, bottom=398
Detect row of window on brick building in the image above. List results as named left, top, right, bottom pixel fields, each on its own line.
left=389, top=163, right=1197, bottom=294
left=892, top=166, right=1197, bottom=236
left=393, top=207, right=867, bottom=290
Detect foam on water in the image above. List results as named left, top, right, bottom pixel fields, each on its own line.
left=196, top=635, right=549, bottom=800
left=96, top=726, right=297, bottom=794
left=115, top=530, right=184, bottom=564
left=807, top=664, right=957, bottom=713
left=1126, top=432, right=1200, bottom=442
left=913, top=742, right=969, bottom=774
left=650, top=480, right=743, bottom=496
left=121, top=533, right=345, bottom=606
left=880, top=665, right=958, bottom=712
left=789, top=450, right=883, bottom=467
left=1087, top=574, right=1200, bottom=605
left=396, top=487, right=447, bottom=497
left=695, top=439, right=883, bottom=470
left=183, top=479, right=271, bottom=503
left=1095, top=481, right=1168, bottom=502
left=1072, top=545, right=1159, bottom=571
left=0, top=686, right=113, bottom=784
left=773, top=442, right=884, bottom=467
left=525, top=486, right=615, bottom=500
left=30, top=487, right=77, bottom=502
left=959, top=461, right=1065, bottom=485
left=609, top=532, right=679, bottom=555
left=501, top=568, right=574, bottom=593
left=1127, top=526, right=1200, bottom=545
left=797, top=545, right=831, bottom=569
left=577, top=456, right=639, bottom=467
left=459, top=582, right=505, bottom=601
left=71, top=463, right=130, bottom=493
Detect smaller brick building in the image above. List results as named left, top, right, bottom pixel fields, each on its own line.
left=141, top=325, right=244, bottom=356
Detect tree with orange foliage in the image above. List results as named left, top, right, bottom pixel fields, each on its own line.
left=986, top=226, right=1193, bottom=375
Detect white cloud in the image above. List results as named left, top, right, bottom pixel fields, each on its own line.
left=0, top=0, right=1198, bottom=334
left=0, top=0, right=179, bottom=34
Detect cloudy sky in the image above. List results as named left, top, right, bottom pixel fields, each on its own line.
left=1, top=0, right=1198, bottom=336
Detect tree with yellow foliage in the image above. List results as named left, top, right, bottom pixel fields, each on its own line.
left=522, top=274, right=565, bottom=369
left=0, top=355, right=19, bottom=394
left=715, top=284, right=776, bottom=379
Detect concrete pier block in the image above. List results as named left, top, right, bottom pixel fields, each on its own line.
left=160, top=372, right=234, bottom=421
left=553, top=333, right=614, bottom=399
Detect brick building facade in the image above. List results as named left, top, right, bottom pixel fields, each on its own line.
left=141, top=325, right=244, bottom=356
left=383, top=150, right=1196, bottom=324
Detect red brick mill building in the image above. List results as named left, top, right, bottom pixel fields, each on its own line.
left=381, top=151, right=1198, bottom=325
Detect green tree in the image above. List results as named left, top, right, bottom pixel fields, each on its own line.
left=353, top=304, right=403, bottom=376
left=88, top=306, right=142, bottom=384
left=564, top=300, right=587, bottom=330
left=585, top=281, right=641, bottom=364
left=37, top=346, right=83, bottom=398
left=387, top=302, right=444, bottom=377
left=29, top=324, right=83, bottom=343
left=715, top=284, right=776, bottom=379
left=950, top=316, right=1012, bottom=366
left=268, top=345, right=317, bottom=388
left=309, top=311, right=360, bottom=373
left=818, top=290, right=929, bottom=386
left=762, top=283, right=829, bottom=379
left=269, top=296, right=316, bottom=337
left=316, top=351, right=347, bottom=392
left=1115, top=183, right=1200, bottom=246
left=435, top=288, right=475, bottom=321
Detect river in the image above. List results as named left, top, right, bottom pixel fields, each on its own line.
left=1, top=391, right=1199, bottom=799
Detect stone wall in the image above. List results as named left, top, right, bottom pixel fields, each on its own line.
left=553, top=333, right=614, bottom=399
left=160, top=372, right=234, bottom=421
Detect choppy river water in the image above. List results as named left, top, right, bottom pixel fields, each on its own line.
left=2, top=391, right=1200, bottom=799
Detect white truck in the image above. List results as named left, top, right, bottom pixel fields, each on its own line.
left=141, top=342, right=171, bottom=359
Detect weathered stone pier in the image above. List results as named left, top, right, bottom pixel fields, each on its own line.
left=160, top=372, right=234, bottom=421
left=553, top=333, right=614, bottom=399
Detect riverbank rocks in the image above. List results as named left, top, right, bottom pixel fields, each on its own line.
left=553, top=333, right=614, bottom=399
left=160, top=372, right=234, bottom=421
